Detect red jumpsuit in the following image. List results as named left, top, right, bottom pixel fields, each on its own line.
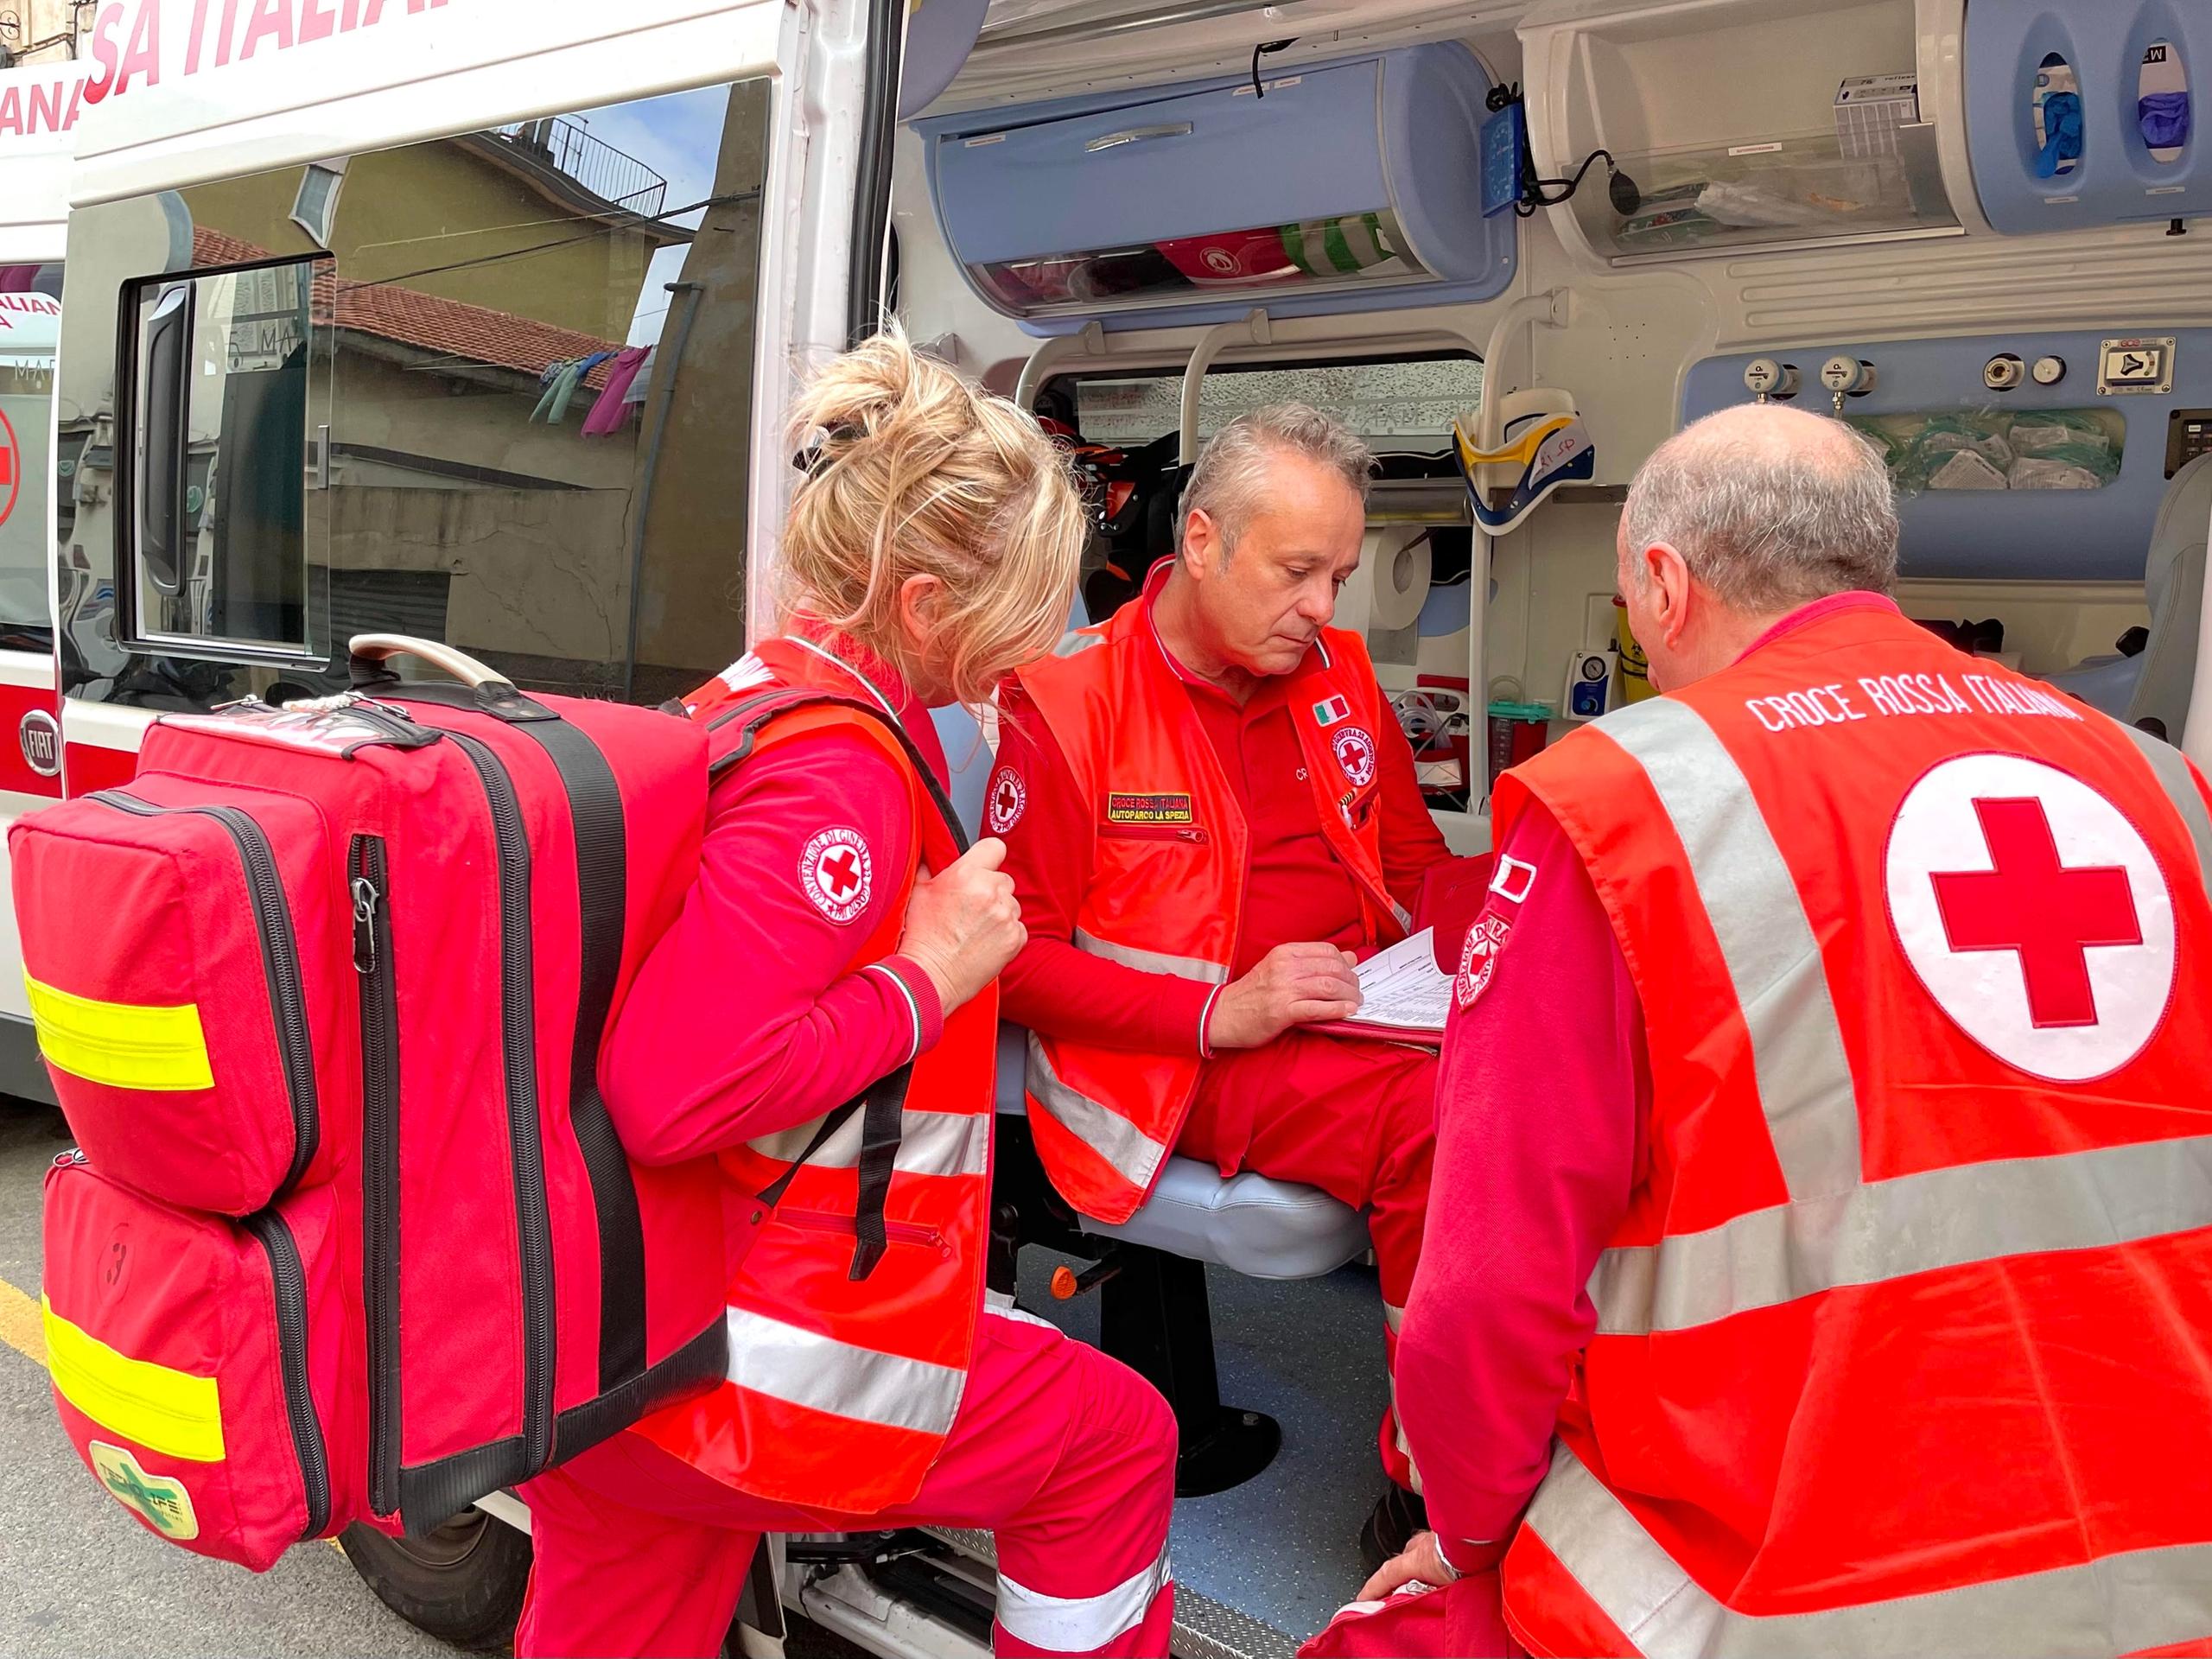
left=995, top=588, right=1461, bottom=1488
left=517, top=632, right=1178, bottom=1659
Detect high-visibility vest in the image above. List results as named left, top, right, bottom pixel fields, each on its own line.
left=1013, top=598, right=1407, bottom=1223
left=630, top=639, right=996, bottom=1514
left=1490, top=598, right=2212, bottom=1657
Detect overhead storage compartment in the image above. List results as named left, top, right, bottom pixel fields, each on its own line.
left=918, top=43, right=1516, bottom=330
left=1519, top=0, right=1974, bottom=264
left=1966, top=0, right=2212, bottom=234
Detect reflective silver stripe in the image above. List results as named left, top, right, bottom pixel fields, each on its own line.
left=1052, top=629, right=1106, bottom=658
left=995, top=1548, right=1172, bottom=1650
left=1382, top=1301, right=1405, bottom=1334
left=861, top=962, right=924, bottom=1066
left=1074, top=927, right=1230, bottom=985
left=1592, top=1133, right=2212, bottom=1333
left=723, top=1306, right=964, bottom=1436
left=2120, top=721, right=2212, bottom=896
left=1523, top=1440, right=2212, bottom=1658
left=1025, top=1030, right=1173, bottom=1193
left=748, top=1109, right=988, bottom=1179
left=1596, top=697, right=1861, bottom=1200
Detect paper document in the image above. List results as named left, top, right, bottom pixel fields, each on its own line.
left=1343, top=928, right=1452, bottom=1035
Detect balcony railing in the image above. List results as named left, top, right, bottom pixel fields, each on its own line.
left=493, top=118, right=669, bottom=219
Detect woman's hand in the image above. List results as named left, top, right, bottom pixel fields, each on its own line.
left=899, top=837, right=1027, bottom=1014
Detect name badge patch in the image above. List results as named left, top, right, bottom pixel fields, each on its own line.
left=1106, top=791, right=1194, bottom=825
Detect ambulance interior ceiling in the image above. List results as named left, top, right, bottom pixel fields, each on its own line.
left=897, top=0, right=2212, bottom=715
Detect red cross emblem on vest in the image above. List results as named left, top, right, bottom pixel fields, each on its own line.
left=1930, top=798, right=2142, bottom=1027
left=800, top=826, right=874, bottom=925
left=1886, top=754, right=2176, bottom=1082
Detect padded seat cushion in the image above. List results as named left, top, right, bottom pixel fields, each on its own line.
left=1081, top=1156, right=1370, bottom=1281
left=997, top=1026, right=1367, bottom=1279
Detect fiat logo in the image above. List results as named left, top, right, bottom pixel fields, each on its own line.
left=18, top=709, right=60, bottom=779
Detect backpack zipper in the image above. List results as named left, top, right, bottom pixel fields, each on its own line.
left=90, top=791, right=320, bottom=1197
left=779, top=1207, right=948, bottom=1257
left=349, top=833, right=401, bottom=1517
left=241, top=1205, right=333, bottom=1540
left=444, top=730, right=556, bottom=1481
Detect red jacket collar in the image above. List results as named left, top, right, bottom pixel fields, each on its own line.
left=771, top=621, right=949, bottom=785
left=1736, top=591, right=1900, bottom=664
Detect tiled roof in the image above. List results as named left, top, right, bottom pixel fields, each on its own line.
left=191, top=226, right=625, bottom=389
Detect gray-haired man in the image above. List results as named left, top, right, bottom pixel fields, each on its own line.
left=1332, top=400, right=2212, bottom=1657
left=993, top=405, right=1472, bottom=1564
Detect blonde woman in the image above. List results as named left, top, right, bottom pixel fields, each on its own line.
left=514, top=328, right=1178, bottom=1659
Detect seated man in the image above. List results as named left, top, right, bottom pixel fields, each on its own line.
left=993, top=404, right=1466, bottom=1564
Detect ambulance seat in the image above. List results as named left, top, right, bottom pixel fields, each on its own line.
left=989, top=1026, right=1369, bottom=1281
left=2044, top=452, right=2212, bottom=738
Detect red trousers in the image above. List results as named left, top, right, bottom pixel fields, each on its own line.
left=1180, top=1031, right=1436, bottom=1489
left=1298, top=1571, right=1525, bottom=1658
left=516, top=1305, right=1177, bottom=1658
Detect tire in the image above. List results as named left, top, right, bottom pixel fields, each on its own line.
left=340, top=1506, right=533, bottom=1651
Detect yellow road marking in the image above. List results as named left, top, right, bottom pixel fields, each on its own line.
left=1, top=1270, right=346, bottom=1553
left=0, top=1272, right=46, bottom=1367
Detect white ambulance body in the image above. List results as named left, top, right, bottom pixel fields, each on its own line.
left=29, top=1, right=2212, bottom=1655
left=0, top=55, right=86, bottom=1102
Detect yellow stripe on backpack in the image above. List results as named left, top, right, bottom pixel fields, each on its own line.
left=41, top=1297, right=226, bottom=1462
left=24, top=975, right=214, bottom=1091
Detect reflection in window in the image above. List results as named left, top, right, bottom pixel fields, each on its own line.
left=125, top=259, right=322, bottom=657
left=67, top=79, right=769, bottom=710
left=0, top=265, right=60, bottom=645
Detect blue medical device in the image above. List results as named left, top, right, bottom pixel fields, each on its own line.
left=1481, top=101, right=1526, bottom=219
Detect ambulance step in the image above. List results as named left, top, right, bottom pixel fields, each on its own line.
left=923, top=1528, right=1299, bottom=1659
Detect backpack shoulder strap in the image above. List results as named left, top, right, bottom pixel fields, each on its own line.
left=699, top=687, right=970, bottom=861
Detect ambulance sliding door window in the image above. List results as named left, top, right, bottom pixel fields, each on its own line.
left=316, top=80, right=772, bottom=706
left=122, top=257, right=331, bottom=662
left=0, top=264, right=62, bottom=650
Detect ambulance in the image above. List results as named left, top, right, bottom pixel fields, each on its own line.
left=30, top=0, right=2212, bottom=1654
left=0, top=54, right=85, bottom=1105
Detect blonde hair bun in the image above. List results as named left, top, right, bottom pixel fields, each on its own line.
left=781, top=324, right=1084, bottom=707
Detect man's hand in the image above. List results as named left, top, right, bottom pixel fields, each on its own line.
left=1356, top=1531, right=1459, bottom=1605
left=899, top=838, right=1027, bottom=1014
left=1205, top=941, right=1362, bottom=1051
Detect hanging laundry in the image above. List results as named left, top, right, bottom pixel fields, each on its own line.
left=582, top=346, right=652, bottom=436
left=531, top=358, right=588, bottom=423
left=623, top=344, right=658, bottom=404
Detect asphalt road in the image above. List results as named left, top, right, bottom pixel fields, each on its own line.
left=0, top=1096, right=876, bottom=1659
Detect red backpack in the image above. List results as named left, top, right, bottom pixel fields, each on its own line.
left=14, top=639, right=727, bottom=1567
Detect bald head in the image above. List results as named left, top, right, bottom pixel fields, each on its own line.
left=1622, top=404, right=1899, bottom=613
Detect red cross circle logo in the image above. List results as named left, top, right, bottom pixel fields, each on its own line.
left=1886, top=754, right=2175, bottom=1081
left=799, top=826, right=874, bottom=925
left=1332, top=725, right=1377, bottom=790
left=986, top=764, right=1027, bottom=835
left=0, top=406, right=19, bottom=531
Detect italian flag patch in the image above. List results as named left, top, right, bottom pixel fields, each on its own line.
left=1312, top=695, right=1352, bottom=727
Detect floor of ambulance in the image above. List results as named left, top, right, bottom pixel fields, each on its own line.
left=1014, top=1248, right=1389, bottom=1650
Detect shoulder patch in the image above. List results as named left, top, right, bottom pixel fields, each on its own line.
left=1332, top=725, right=1378, bottom=790
left=799, top=826, right=874, bottom=925
left=1455, top=912, right=1513, bottom=1010
left=987, top=765, right=1027, bottom=835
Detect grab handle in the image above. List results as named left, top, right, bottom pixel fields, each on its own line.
left=347, top=634, right=512, bottom=690
left=1084, top=123, right=1193, bottom=153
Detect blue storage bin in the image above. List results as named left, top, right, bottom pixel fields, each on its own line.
left=1967, top=0, right=2212, bottom=233
left=918, top=43, right=1516, bottom=331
